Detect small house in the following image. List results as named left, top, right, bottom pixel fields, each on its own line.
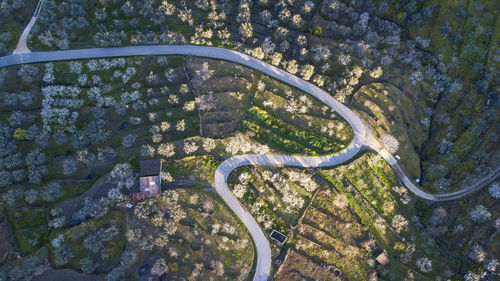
left=130, top=159, right=162, bottom=202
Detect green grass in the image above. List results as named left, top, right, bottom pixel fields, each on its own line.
left=5, top=207, right=47, bottom=232
left=124, top=189, right=254, bottom=280
left=0, top=0, right=37, bottom=55
left=5, top=207, right=49, bottom=254
left=166, top=155, right=220, bottom=183
left=352, top=83, right=425, bottom=178
left=48, top=210, right=126, bottom=270
left=320, top=152, right=463, bottom=279
left=242, top=106, right=347, bottom=155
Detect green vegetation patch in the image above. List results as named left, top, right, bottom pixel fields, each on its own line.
left=48, top=210, right=126, bottom=272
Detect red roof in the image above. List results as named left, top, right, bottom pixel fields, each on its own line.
left=130, top=192, right=144, bottom=203
left=139, top=176, right=161, bottom=197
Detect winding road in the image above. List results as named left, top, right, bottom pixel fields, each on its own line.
left=1, top=45, right=497, bottom=280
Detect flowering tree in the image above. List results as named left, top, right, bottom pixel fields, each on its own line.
left=239, top=22, right=253, bottom=38
left=468, top=244, right=486, bottom=263
left=195, top=92, right=216, bottom=111
left=158, top=143, right=175, bottom=158
left=183, top=140, right=199, bottom=155
left=380, top=133, right=399, bottom=153
left=470, top=205, right=491, bottom=223
left=369, top=66, right=383, bottom=78
left=415, top=257, right=432, bottom=272
left=151, top=258, right=169, bottom=276
left=391, top=214, right=409, bottom=233
left=300, top=64, right=315, bottom=80
left=488, top=182, right=500, bottom=199
left=202, top=138, right=216, bottom=152
left=195, top=62, right=214, bottom=81
left=313, top=46, right=331, bottom=62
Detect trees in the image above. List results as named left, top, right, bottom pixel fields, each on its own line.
left=468, top=244, right=486, bottom=263
left=273, top=26, right=289, bottom=41
left=24, top=189, right=39, bottom=204
left=53, top=244, right=74, bottom=266
left=249, top=47, right=265, bottom=60
left=110, top=163, right=135, bottom=190
left=233, top=184, right=247, bottom=198
left=380, top=133, right=399, bottom=153
left=141, top=144, right=156, bottom=158
left=25, top=149, right=47, bottom=184
left=283, top=60, right=299, bottom=74
left=301, top=1, right=315, bottom=15
left=183, top=140, right=199, bottom=155
left=43, top=63, right=55, bottom=83
left=470, top=205, right=491, bottom=223
left=42, top=182, right=62, bottom=202
left=158, top=143, right=175, bottom=158
left=488, top=183, right=500, bottom=199
left=53, top=130, right=67, bottom=144
left=261, top=37, right=276, bottom=55
left=176, top=120, right=186, bottom=132
left=0, top=171, right=12, bottom=188
left=151, top=258, right=169, bottom=276
left=260, top=10, right=272, bottom=25
left=313, top=46, right=331, bottom=62
left=62, top=159, right=77, bottom=175
left=150, top=125, right=162, bottom=143
left=391, top=214, right=409, bottom=233
left=17, top=65, right=39, bottom=83
left=195, top=92, right=216, bottom=111
left=194, top=62, right=214, bottom=84
left=183, top=101, right=196, bottom=112
left=415, top=257, right=432, bottom=273
left=338, top=53, right=351, bottom=66
left=300, top=64, right=315, bottom=80
left=271, top=52, right=283, bottom=66
left=428, top=207, right=448, bottom=237
left=122, top=134, right=136, bottom=148
left=312, top=74, right=326, bottom=87
left=77, top=149, right=96, bottom=164
left=239, top=22, right=253, bottom=39
left=278, top=8, right=291, bottom=23
left=83, top=224, right=119, bottom=254
left=484, top=259, right=498, bottom=273
left=97, top=147, right=117, bottom=161
left=79, top=257, right=98, bottom=275
left=202, top=138, right=216, bottom=152
left=8, top=111, right=25, bottom=127
left=41, top=85, right=83, bottom=133
left=369, top=67, right=383, bottom=78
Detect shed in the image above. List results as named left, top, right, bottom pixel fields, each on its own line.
left=130, top=160, right=162, bottom=202
left=270, top=230, right=287, bottom=244
left=376, top=253, right=389, bottom=266
left=140, top=159, right=162, bottom=177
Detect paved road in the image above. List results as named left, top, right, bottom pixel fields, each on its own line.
left=13, top=0, right=44, bottom=54
left=0, top=45, right=495, bottom=280
left=379, top=150, right=500, bottom=201
left=0, top=45, right=367, bottom=281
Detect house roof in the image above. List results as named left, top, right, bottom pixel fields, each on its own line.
left=376, top=253, right=389, bottom=265
left=139, top=176, right=161, bottom=197
left=270, top=230, right=287, bottom=243
left=130, top=192, right=143, bottom=203
left=140, top=159, right=162, bottom=176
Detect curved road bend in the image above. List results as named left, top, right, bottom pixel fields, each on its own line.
left=1, top=45, right=496, bottom=279
left=1, top=46, right=367, bottom=281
